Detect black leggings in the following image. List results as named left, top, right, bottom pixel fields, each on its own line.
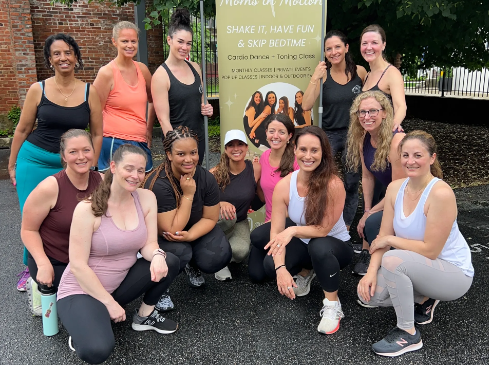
left=27, top=253, right=67, bottom=289
left=249, top=220, right=353, bottom=292
left=158, top=225, right=232, bottom=274
left=58, top=253, right=180, bottom=364
left=363, top=179, right=387, bottom=244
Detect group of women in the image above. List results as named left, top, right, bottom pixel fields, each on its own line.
left=9, top=10, right=474, bottom=363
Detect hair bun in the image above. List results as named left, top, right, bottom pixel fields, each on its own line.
left=171, top=8, right=191, bottom=27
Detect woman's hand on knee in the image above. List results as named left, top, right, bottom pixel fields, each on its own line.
left=370, top=235, right=391, bottom=254
left=150, top=255, right=169, bottom=281
left=357, top=273, right=376, bottom=303
left=357, top=212, right=369, bottom=238
left=276, top=267, right=297, bottom=300
left=106, top=300, right=126, bottom=323
left=265, top=228, right=294, bottom=256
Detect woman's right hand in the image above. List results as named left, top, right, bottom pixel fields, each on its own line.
left=357, top=211, right=370, bottom=239
left=311, top=61, right=327, bottom=83
left=8, top=165, right=16, bottom=186
left=180, top=173, right=196, bottom=197
left=276, top=267, right=297, bottom=300
left=106, top=300, right=126, bottom=323
left=36, top=262, right=55, bottom=287
left=357, top=271, right=377, bottom=303
left=220, top=201, right=236, bottom=220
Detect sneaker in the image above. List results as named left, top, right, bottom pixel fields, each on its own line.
left=68, top=336, right=75, bottom=352
left=155, top=289, right=174, bottom=312
left=16, top=268, right=30, bottom=292
left=372, top=327, right=423, bottom=357
left=356, top=299, right=378, bottom=308
left=351, top=242, right=363, bottom=254
left=26, top=277, right=42, bottom=316
left=185, top=264, right=205, bottom=288
left=132, top=309, right=178, bottom=334
left=215, top=266, right=232, bottom=281
left=293, top=269, right=316, bottom=297
left=352, top=249, right=370, bottom=276
left=415, top=298, right=440, bottom=325
left=317, top=298, right=344, bottom=334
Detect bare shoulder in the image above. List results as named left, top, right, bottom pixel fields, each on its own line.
left=96, top=63, right=113, bottom=79
left=391, top=132, right=406, bottom=148
left=356, top=65, right=368, bottom=80
left=328, top=175, right=344, bottom=190
left=152, top=65, right=170, bottom=85
left=34, top=176, right=59, bottom=198
left=190, top=61, right=202, bottom=74
left=387, top=178, right=406, bottom=193
left=430, top=180, right=455, bottom=201
left=386, top=65, right=403, bottom=79
left=137, top=187, right=156, bottom=202
left=137, top=62, right=152, bottom=77
left=275, top=174, right=291, bottom=192
left=74, top=199, right=94, bottom=214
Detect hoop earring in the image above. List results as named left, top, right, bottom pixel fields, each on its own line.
left=75, top=63, right=80, bottom=69
left=49, top=64, right=54, bottom=70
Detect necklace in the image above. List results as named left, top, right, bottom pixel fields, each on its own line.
left=54, top=77, right=76, bottom=101
left=405, top=180, right=429, bottom=201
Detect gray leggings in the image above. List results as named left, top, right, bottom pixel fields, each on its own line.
left=217, top=215, right=251, bottom=263
left=358, top=250, right=472, bottom=330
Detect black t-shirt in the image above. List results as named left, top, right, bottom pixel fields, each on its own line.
left=146, top=165, right=220, bottom=231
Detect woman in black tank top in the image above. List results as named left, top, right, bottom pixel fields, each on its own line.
left=151, top=8, right=213, bottom=165
left=360, top=24, right=406, bottom=132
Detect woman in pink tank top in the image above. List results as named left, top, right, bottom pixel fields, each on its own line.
left=57, top=144, right=180, bottom=364
left=93, top=21, right=155, bottom=173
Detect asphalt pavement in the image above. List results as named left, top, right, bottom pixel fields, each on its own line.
left=0, top=175, right=488, bottom=364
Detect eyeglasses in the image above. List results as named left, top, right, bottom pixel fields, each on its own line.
left=357, top=108, right=383, bottom=118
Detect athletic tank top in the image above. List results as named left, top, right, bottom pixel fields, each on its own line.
left=363, top=65, right=393, bottom=103
left=321, top=68, right=363, bottom=131
left=57, top=191, right=148, bottom=300
left=102, top=60, right=148, bottom=143
left=26, top=81, right=91, bottom=153
left=288, top=171, right=350, bottom=244
left=40, top=170, right=102, bottom=263
left=161, top=61, right=204, bottom=139
left=219, top=160, right=256, bottom=222
left=363, top=131, right=400, bottom=187
left=393, top=178, right=474, bottom=277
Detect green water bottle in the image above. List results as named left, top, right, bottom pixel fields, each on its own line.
left=38, top=284, right=59, bottom=336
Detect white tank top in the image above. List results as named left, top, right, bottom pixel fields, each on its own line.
left=288, top=171, right=350, bottom=244
left=394, top=178, right=474, bottom=277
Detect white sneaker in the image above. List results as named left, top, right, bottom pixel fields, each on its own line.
left=317, top=298, right=344, bottom=335
left=26, top=277, right=42, bottom=316
left=293, top=269, right=316, bottom=297
left=215, top=266, right=232, bottom=281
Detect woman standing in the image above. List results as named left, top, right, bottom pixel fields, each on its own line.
left=57, top=144, right=180, bottom=364
left=358, top=131, right=473, bottom=357
left=346, top=91, right=406, bottom=275
left=8, top=34, right=103, bottom=289
left=151, top=8, right=213, bottom=164
left=360, top=24, right=406, bottom=131
left=211, top=130, right=260, bottom=281
left=253, top=126, right=353, bottom=334
left=243, top=91, right=265, bottom=147
left=93, top=21, right=155, bottom=172
left=293, top=91, right=312, bottom=128
left=249, top=91, right=277, bottom=146
left=303, top=30, right=367, bottom=240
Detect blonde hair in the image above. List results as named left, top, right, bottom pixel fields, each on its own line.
left=346, top=91, right=394, bottom=172
left=399, top=130, right=443, bottom=179
left=113, top=21, right=139, bottom=40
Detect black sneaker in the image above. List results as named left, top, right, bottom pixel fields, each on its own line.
left=155, top=289, right=174, bottom=312
left=372, top=327, right=423, bottom=357
left=352, top=249, right=370, bottom=275
left=131, top=309, right=178, bottom=334
left=184, top=264, right=206, bottom=288
left=415, top=298, right=440, bottom=325
left=351, top=242, right=363, bottom=254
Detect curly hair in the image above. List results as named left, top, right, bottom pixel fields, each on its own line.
left=44, top=33, right=83, bottom=70
left=346, top=91, right=394, bottom=173
left=293, top=126, right=338, bottom=226
left=89, top=144, right=147, bottom=217
left=143, top=126, right=199, bottom=207
left=265, top=113, right=296, bottom=177
left=399, top=130, right=443, bottom=179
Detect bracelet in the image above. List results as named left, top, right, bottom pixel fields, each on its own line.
left=364, top=208, right=371, bottom=213
left=153, top=248, right=167, bottom=259
left=310, top=80, right=317, bottom=85
left=275, top=264, right=286, bottom=271
left=183, top=195, right=193, bottom=202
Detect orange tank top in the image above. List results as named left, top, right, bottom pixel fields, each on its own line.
left=102, top=60, right=148, bottom=142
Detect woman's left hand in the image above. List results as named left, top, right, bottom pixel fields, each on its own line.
left=276, top=267, right=297, bottom=300
left=201, top=103, right=213, bottom=117
left=370, top=235, right=391, bottom=254
left=393, top=123, right=404, bottom=133
left=163, top=230, right=192, bottom=242
left=265, top=228, right=294, bottom=256
left=357, top=212, right=370, bottom=239
left=150, top=254, right=168, bottom=282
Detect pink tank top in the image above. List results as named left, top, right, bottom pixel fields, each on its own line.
left=57, top=191, right=148, bottom=300
left=102, top=60, right=148, bottom=142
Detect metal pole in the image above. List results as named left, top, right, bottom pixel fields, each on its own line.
left=200, top=0, right=209, bottom=169
left=317, top=0, right=326, bottom=128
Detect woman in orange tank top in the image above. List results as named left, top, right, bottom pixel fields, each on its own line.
left=93, top=21, right=155, bottom=172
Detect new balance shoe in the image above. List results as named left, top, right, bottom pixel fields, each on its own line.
left=68, top=336, right=75, bottom=352
left=215, top=266, right=232, bottom=281
left=317, top=298, right=344, bottom=334
left=16, top=268, right=30, bottom=292
left=293, top=269, right=316, bottom=297
left=415, top=298, right=440, bottom=325
left=155, top=289, right=174, bottom=312
left=352, top=249, right=370, bottom=276
left=26, top=277, right=42, bottom=316
left=372, top=327, right=423, bottom=357
left=132, top=309, right=178, bottom=334
left=185, top=264, right=205, bottom=288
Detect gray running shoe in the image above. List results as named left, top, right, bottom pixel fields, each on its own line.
left=353, top=249, right=370, bottom=276
left=215, top=266, right=232, bottom=281
left=293, top=269, right=316, bottom=297
left=132, top=309, right=178, bottom=334
left=415, top=298, right=440, bottom=325
left=26, top=277, right=42, bottom=316
left=372, top=327, right=423, bottom=357
left=155, top=289, right=174, bottom=312
left=185, top=264, right=205, bottom=288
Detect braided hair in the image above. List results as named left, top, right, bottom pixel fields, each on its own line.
left=143, top=126, right=199, bottom=207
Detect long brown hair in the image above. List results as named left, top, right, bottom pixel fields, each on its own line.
left=294, top=126, right=338, bottom=226
left=398, top=130, right=443, bottom=179
left=143, top=126, right=199, bottom=207
left=265, top=113, right=296, bottom=177
left=89, top=144, right=147, bottom=217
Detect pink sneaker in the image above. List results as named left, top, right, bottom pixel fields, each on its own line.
left=16, top=268, right=30, bottom=292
